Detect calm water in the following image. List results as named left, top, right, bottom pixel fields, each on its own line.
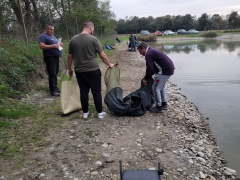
left=149, top=40, right=240, bottom=174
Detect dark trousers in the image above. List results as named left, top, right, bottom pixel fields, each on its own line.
left=44, top=56, right=59, bottom=92
left=75, top=69, right=102, bottom=113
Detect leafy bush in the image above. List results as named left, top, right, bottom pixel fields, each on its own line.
left=0, top=36, right=43, bottom=98
left=201, top=32, right=218, bottom=38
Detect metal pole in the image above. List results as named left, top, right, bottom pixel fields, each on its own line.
left=18, top=0, right=28, bottom=44
left=119, top=160, right=123, bottom=180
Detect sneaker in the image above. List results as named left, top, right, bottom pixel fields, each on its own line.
left=149, top=106, right=163, bottom=113
left=82, top=112, right=89, bottom=119
left=50, top=91, right=60, bottom=96
left=162, top=102, right=168, bottom=110
left=98, top=111, right=106, bottom=119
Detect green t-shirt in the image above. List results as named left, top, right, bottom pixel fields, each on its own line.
left=68, top=34, right=103, bottom=72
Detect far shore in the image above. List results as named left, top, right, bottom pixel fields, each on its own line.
left=157, top=33, right=240, bottom=42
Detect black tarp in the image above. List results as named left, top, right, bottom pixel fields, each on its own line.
left=104, top=66, right=154, bottom=116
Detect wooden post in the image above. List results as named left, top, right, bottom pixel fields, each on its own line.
left=18, top=0, right=28, bottom=44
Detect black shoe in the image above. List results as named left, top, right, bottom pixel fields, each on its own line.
left=50, top=91, right=60, bottom=96
left=162, top=102, right=168, bottom=110
left=56, top=87, right=61, bottom=94
left=149, top=106, right=163, bottom=113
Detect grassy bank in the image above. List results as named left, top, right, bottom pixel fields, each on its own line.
left=0, top=35, right=115, bottom=157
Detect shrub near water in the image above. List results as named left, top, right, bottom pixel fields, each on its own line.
left=202, top=31, right=218, bottom=38
left=137, top=33, right=157, bottom=42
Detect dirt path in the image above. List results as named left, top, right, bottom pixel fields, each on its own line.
left=1, top=41, right=239, bottom=180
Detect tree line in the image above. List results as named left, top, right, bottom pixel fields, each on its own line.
left=115, top=12, right=240, bottom=34
left=0, top=0, right=239, bottom=41
left=0, top=0, right=116, bottom=41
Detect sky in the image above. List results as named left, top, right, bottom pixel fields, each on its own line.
left=109, top=0, right=240, bottom=20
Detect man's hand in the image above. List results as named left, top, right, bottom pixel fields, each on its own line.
left=68, top=69, right=73, bottom=77
left=142, top=79, right=147, bottom=85
left=109, top=63, right=115, bottom=69
left=53, top=44, right=59, bottom=48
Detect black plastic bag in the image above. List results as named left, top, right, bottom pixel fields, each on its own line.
left=104, top=66, right=154, bottom=116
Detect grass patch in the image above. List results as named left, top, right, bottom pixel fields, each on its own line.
left=115, top=35, right=128, bottom=42
left=0, top=98, right=35, bottom=119
left=0, top=101, right=67, bottom=156
left=0, top=104, right=35, bottom=119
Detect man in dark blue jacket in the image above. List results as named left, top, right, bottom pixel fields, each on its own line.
left=137, top=42, right=175, bottom=113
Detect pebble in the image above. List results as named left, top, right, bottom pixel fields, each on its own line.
left=199, top=171, right=206, bottom=178
left=102, top=143, right=108, bottom=148
left=95, top=161, right=102, bottom=166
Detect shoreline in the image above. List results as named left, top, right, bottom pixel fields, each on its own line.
left=112, top=42, right=240, bottom=179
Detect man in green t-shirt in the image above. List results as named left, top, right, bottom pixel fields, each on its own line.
left=67, top=21, right=114, bottom=119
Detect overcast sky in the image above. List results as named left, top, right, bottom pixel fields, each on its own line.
left=109, top=0, right=240, bottom=20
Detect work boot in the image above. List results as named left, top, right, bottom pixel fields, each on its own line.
left=149, top=106, right=163, bottom=113
left=162, top=102, right=168, bottom=110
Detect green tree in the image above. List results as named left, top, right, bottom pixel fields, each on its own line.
left=182, top=14, right=194, bottom=30
left=211, top=14, right=223, bottom=30
left=198, top=13, right=209, bottom=30
left=115, top=19, right=126, bottom=34
left=138, top=17, right=149, bottom=31
left=147, top=16, right=156, bottom=32
left=228, top=11, right=240, bottom=28
left=174, top=15, right=183, bottom=31
left=0, top=0, right=116, bottom=40
left=161, top=15, right=174, bottom=31
left=132, top=16, right=139, bottom=34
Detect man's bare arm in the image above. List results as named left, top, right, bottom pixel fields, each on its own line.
left=98, top=51, right=114, bottom=68
left=67, top=54, right=73, bottom=77
left=39, top=42, right=59, bottom=50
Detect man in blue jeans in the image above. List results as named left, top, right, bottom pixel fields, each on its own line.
left=38, top=24, right=63, bottom=96
left=129, top=33, right=136, bottom=51
left=137, top=42, right=175, bottom=113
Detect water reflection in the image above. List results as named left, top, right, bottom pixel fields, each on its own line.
left=153, top=40, right=240, bottom=55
